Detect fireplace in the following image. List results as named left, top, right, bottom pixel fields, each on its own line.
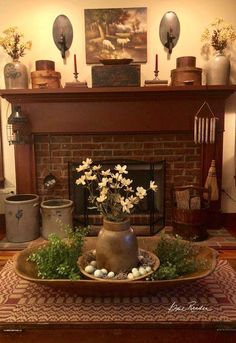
left=68, top=159, right=165, bottom=235
left=0, top=86, right=233, bottom=229
left=34, top=131, right=201, bottom=233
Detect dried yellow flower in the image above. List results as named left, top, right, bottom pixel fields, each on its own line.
left=201, top=18, right=236, bottom=53
left=0, top=26, right=32, bottom=60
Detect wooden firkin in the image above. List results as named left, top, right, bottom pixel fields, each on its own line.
left=92, top=64, right=141, bottom=87
left=171, top=56, right=202, bottom=86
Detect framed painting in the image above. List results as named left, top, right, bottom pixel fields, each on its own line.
left=84, top=7, right=147, bottom=64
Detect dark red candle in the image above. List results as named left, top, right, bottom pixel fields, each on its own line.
left=74, top=54, right=78, bottom=74
left=155, top=54, right=158, bottom=71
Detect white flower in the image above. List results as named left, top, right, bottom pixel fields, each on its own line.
left=85, top=171, right=97, bottom=181
left=84, top=158, right=92, bottom=165
left=76, top=165, right=88, bottom=172
left=121, top=178, right=133, bottom=187
left=76, top=175, right=86, bottom=185
left=98, top=177, right=108, bottom=188
left=92, top=165, right=101, bottom=171
left=76, top=158, right=93, bottom=172
left=101, top=169, right=111, bottom=176
left=150, top=181, right=158, bottom=191
left=125, top=186, right=134, bottom=192
left=96, top=194, right=107, bottom=202
left=136, top=186, right=147, bottom=199
left=114, top=164, right=128, bottom=174
left=120, top=197, right=134, bottom=213
left=128, top=195, right=139, bottom=204
left=113, top=173, right=123, bottom=182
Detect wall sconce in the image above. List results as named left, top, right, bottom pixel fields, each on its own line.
left=159, top=11, right=180, bottom=55
left=7, top=105, right=30, bottom=145
left=52, top=14, right=73, bottom=59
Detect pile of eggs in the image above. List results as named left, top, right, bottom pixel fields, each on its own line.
left=84, top=250, right=153, bottom=280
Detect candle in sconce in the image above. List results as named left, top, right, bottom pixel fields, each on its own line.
left=155, top=54, right=158, bottom=71
left=74, top=54, right=78, bottom=74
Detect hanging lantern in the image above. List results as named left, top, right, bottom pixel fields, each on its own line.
left=7, top=105, right=29, bottom=145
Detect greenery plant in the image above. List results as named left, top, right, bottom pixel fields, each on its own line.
left=152, top=234, right=203, bottom=280
left=28, top=225, right=89, bottom=280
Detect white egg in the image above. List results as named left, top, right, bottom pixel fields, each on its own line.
left=139, top=267, right=147, bottom=275
left=92, top=249, right=96, bottom=256
left=132, top=270, right=140, bottom=278
left=127, top=273, right=134, bottom=280
left=90, top=260, right=97, bottom=267
left=94, top=269, right=103, bottom=278
left=85, top=265, right=95, bottom=274
left=145, top=266, right=152, bottom=272
left=101, top=268, right=108, bottom=275
left=132, top=267, right=138, bottom=273
left=107, top=271, right=115, bottom=278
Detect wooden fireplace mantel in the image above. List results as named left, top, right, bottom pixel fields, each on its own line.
left=0, top=85, right=235, bottom=200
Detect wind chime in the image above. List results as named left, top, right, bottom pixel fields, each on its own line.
left=194, top=101, right=218, bottom=144
left=193, top=101, right=219, bottom=201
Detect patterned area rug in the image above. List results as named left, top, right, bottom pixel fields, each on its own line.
left=0, top=260, right=236, bottom=323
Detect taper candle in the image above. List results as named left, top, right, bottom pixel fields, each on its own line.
left=155, top=54, right=158, bottom=71
left=74, top=54, right=78, bottom=74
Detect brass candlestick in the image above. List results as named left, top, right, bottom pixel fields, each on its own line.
left=73, top=72, right=79, bottom=82
left=154, top=69, right=159, bottom=80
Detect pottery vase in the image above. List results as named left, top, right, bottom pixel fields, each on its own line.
left=4, top=59, right=29, bottom=89
left=96, top=218, right=139, bottom=274
left=206, top=51, right=230, bottom=85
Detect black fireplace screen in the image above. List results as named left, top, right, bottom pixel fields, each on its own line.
left=68, top=160, right=165, bottom=235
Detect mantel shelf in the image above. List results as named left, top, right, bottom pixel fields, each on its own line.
left=1, top=85, right=235, bottom=197
left=0, top=85, right=235, bottom=103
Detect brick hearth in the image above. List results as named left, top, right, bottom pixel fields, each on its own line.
left=35, top=133, right=201, bottom=224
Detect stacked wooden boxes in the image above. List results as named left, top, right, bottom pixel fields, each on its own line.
left=31, top=60, right=61, bottom=88
left=171, top=56, right=202, bottom=86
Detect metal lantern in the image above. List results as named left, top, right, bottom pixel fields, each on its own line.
left=7, top=105, right=29, bottom=145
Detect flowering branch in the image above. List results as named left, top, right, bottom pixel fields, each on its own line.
left=76, top=158, right=158, bottom=222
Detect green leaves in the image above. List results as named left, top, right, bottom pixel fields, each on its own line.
left=28, top=226, right=89, bottom=280
left=152, top=235, right=198, bottom=280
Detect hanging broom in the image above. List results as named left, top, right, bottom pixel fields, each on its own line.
left=204, top=160, right=219, bottom=201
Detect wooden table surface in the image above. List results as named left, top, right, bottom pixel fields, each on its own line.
left=0, top=236, right=236, bottom=343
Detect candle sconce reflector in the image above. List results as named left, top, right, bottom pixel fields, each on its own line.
left=52, top=15, right=73, bottom=59
left=159, top=11, right=180, bottom=55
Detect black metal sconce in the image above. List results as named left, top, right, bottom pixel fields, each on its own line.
left=53, top=14, right=73, bottom=59
left=159, top=11, right=180, bottom=55
left=7, top=105, right=30, bottom=145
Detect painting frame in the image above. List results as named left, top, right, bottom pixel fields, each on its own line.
left=84, top=7, right=147, bottom=64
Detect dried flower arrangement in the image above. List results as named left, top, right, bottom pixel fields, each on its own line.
left=75, top=158, right=158, bottom=222
left=0, top=26, right=32, bottom=60
left=201, top=18, right=236, bottom=53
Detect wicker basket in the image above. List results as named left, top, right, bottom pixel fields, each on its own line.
left=171, top=185, right=210, bottom=241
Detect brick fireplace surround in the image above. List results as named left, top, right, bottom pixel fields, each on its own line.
left=34, top=132, right=200, bottom=224
left=0, top=86, right=235, bottom=228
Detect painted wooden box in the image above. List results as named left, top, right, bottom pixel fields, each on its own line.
left=92, top=64, right=141, bottom=87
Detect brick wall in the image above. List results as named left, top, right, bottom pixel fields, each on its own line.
left=35, top=133, right=201, bottom=223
